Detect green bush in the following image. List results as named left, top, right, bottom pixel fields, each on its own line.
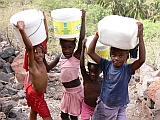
left=1, top=0, right=160, bottom=68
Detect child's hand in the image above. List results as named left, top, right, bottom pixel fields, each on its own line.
left=96, top=30, right=99, bottom=37
left=41, top=10, right=46, bottom=20
left=137, top=22, right=143, bottom=39
left=16, top=21, right=25, bottom=31
left=36, top=9, right=46, bottom=20
left=81, top=9, right=86, bottom=19
left=82, top=38, right=87, bottom=49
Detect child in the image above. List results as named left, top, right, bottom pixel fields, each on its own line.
left=45, top=9, right=86, bottom=120
left=23, top=10, right=48, bottom=71
left=87, top=22, right=145, bottom=120
left=80, top=39, right=102, bottom=120
left=16, top=11, right=52, bottom=120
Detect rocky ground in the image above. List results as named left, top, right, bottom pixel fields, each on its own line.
left=0, top=46, right=159, bottom=120
left=0, top=68, right=156, bottom=120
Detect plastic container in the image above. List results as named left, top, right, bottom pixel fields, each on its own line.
left=98, top=15, right=139, bottom=50
left=86, top=35, right=110, bottom=63
left=51, top=8, right=82, bottom=39
left=10, top=9, right=46, bottom=46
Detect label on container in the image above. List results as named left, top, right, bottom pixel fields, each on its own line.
left=53, top=19, right=81, bottom=35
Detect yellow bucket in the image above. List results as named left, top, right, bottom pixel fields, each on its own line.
left=86, top=35, right=110, bottom=63
left=51, top=8, right=82, bottom=39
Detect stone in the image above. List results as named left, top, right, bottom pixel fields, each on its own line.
left=1, top=100, right=14, bottom=114
left=5, top=85, right=18, bottom=95
left=11, top=54, right=27, bottom=83
left=147, top=80, right=160, bottom=102
left=17, top=90, right=26, bottom=99
left=1, top=47, right=15, bottom=59
left=7, top=107, right=22, bottom=118
left=3, top=62, right=13, bottom=73
left=0, top=72, right=11, bottom=83
left=154, top=88, right=160, bottom=120
left=0, top=57, right=6, bottom=69
left=0, top=82, right=4, bottom=91
left=12, top=82, right=23, bottom=90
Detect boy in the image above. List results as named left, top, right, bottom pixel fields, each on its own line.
left=16, top=18, right=52, bottom=120
left=87, top=22, right=145, bottom=120
left=80, top=39, right=102, bottom=120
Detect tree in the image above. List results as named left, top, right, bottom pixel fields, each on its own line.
left=126, top=0, right=148, bottom=20
left=148, top=1, right=160, bottom=22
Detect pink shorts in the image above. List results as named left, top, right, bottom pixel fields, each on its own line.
left=81, top=100, right=95, bottom=120
left=61, top=84, right=84, bottom=116
left=26, top=84, right=51, bottom=118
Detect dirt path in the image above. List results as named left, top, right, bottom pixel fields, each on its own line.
left=25, top=76, right=150, bottom=120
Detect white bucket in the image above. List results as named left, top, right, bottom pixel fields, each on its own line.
left=86, top=35, right=110, bottom=63
left=10, top=9, right=46, bottom=46
left=51, top=8, right=82, bottom=39
left=98, top=15, right=139, bottom=50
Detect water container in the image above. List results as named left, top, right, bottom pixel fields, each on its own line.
left=10, top=9, right=46, bottom=46
left=86, top=35, right=110, bottom=63
left=98, top=15, right=139, bottom=50
left=51, top=8, right=82, bottom=39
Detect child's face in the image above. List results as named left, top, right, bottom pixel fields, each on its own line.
left=34, top=46, right=44, bottom=63
left=60, top=40, right=75, bottom=59
left=110, top=48, right=128, bottom=68
left=88, top=64, right=100, bottom=81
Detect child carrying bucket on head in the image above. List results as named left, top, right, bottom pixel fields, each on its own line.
left=45, top=9, right=86, bottom=120
left=15, top=11, right=53, bottom=120
left=88, top=22, right=145, bottom=120
left=80, top=38, right=102, bottom=120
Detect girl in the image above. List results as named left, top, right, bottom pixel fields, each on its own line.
left=45, top=9, right=86, bottom=120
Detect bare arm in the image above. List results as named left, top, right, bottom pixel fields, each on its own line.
left=17, top=21, right=35, bottom=67
left=44, top=54, right=61, bottom=72
left=87, top=32, right=101, bottom=64
left=74, top=9, right=86, bottom=59
left=42, top=10, right=49, bottom=42
left=131, top=22, right=146, bottom=71
left=80, top=39, right=89, bottom=83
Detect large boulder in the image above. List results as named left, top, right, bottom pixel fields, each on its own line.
left=11, top=54, right=27, bottom=83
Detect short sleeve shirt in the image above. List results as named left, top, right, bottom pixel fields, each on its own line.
left=99, top=57, right=133, bottom=106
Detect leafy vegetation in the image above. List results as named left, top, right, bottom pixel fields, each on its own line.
left=0, top=0, right=160, bottom=68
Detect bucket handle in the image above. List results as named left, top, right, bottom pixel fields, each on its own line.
left=28, top=19, right=42, bottom=38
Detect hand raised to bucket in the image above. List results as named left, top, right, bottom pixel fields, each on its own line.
left=16, top=21, right=25, bottom=31
left=81, top=9, right=86, bottom=20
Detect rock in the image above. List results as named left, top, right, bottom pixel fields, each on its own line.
left=154, top=88, right=160, bottom=120
left=0, top=57, right=6, bottom=69
left=11, top=54, right=27, bottom=83
left=0, top=72, right=11, bottom=83
left=7, top=107, right=21, bottom=118
left=0, top=82, right=4, bottom=91
left=5, top=85, right=18, bottom=95
left=1, top=47, right=15, bottom=59
left=0, top=112, right=6, bottom=119
left=11, top=94, right=20, bottom=101
left=1, top=100, right=17, bottom=114
left=7, top=107, right=28, bottom=120
left=152, top=70, right=160, bottom=77
left=17, top=90, right=26, bottom=99
left=18, top=99, right=27, bottom=106
left=147, top=80, right=160, bottom=102
left=12, top=82, right=23, bottom=90
left=0, top=88, right=9, bottom=97
left=3, top=62, right=13, bottom=73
